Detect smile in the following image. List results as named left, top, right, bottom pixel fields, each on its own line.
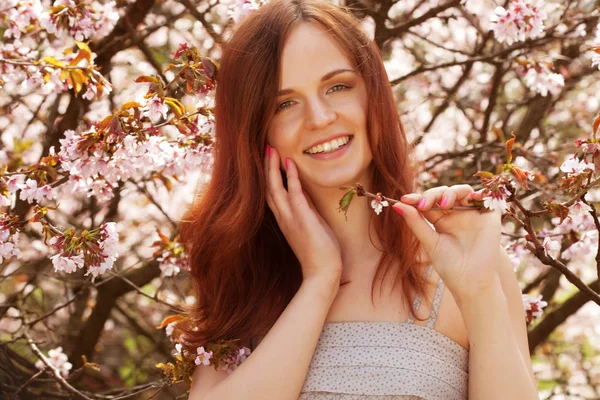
left=304, top=135, right=353, bottom=154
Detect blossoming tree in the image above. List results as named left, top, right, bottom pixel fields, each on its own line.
left=1, top=0, right=599, bottom=398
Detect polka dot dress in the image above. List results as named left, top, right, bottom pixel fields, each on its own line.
left=298, top=268, right=469, bottom=400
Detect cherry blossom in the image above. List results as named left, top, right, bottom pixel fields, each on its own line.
left=50, top=253, right=85, bottom=274
left=174, top=343, right=183, bottom=357
left=491, top=0, right=547, bottom=45
left=17, top=179, right=57, bottom=204
left=481, top=183, right=512, bottom=212
left=559, top=157, right=595, bottom=177
left=34, top=346, right=73, bottom=377
left=194, top=346, right=213, bottom=366
left=522, top=294, right=549, bottom=324
left=519, top=62, right=564, bottom=97
left=227, top=0, right=262, bottom=23
left=0, top=225, right=21, bottom=264
left=165, top=321, right=177, bottom=338
left=85, top=221, right=119, bottom=279
left=542, top=236, right=561, bottom=258
left=142, top=95, right=170, bottom=122
left=370, top=195, right=389, bottom=215
left=217, top=346, right=252, bottom=374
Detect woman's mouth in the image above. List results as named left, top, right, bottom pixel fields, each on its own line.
left=303, top=135, right=354, bottom=160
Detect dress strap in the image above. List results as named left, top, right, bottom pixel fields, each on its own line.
left=406, top=264, right=434, bottom=324
left=426, top=277, right=445, bottom=329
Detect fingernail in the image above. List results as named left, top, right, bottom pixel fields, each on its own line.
left=417, top=198, right=426, bottom=209
left=439, top=196, right=448, bottom=208
left=285, top=158, right=289, bottom=169
left=393, top=205, right=403, bottom=215
left=266, top=144, right=272, bottom=157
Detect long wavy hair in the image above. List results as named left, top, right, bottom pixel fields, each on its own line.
left=178, top=0, right=428, bottom=351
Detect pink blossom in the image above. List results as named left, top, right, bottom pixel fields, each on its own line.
left=522, top=294, right=548, bottom=324
left=144, top=95, right=169, bottom=121
left=542, top=236, right=561, bottom=258
left=227, top=0, right=261, bottom=23
left=0, top=226, right=21, bottom=264
left=85, top=222, right=119, bottom=279
left=194, top=346, right=213, bottom=366
left=491, top=0, right=547, bottom=45
left=18, top=179, right=57, bottom=203
left=0, top=194, right=9, bottom=207
left=522, top=65, right=564, bottom=97
left=370, top=196, right=389, bottom=215
left=50, top=253, right=85, bottom=274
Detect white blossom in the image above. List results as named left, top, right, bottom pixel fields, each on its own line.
left=560, top=157, right=595, bottom=177
left=35, top=346, right=73, bottom=377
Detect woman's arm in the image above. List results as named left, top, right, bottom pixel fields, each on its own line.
left=188, top=274, right=340, bottom=400
left=456, top=253, right=538, bottom=400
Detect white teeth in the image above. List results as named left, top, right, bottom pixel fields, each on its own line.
left=306, top=135, right=351, bottom=154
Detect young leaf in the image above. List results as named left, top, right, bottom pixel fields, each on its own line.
left=337, top=188, right=355, bottom=221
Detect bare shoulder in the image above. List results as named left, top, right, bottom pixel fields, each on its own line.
left=188, top=362, right=229, bottom=400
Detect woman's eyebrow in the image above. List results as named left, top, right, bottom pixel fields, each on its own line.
left=276, top=68, right=356, bottom=96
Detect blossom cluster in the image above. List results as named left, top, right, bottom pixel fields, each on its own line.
left=173, top=341, right=250, bottom=374
left=516, top=59, right=564, bottom=97
left=58, top=125, right=212, bottom=201
left=0, top=219, right=21, bottom=264
left=8, top=176, right=57, bottom=204
left=0, top=39, right=113, bottom=99
left=48, top=221, right=119, bottom=279
left=491, top=0, right=547, bottom=45
left=522, top=293, right=549, bottom=325
left=34, top=346, right=73, bottom=378
left=2, top=0, right=119, bottom=41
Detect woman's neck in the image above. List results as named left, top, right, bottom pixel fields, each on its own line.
left=304, top=176, right=384, bottom=280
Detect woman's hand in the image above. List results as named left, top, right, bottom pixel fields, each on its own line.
left=264, top=145, right=343, bottom=286
left=392, top=185, right=503, bottom=303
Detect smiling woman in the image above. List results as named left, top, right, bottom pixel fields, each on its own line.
left=178, top=1, right=537, bottom=400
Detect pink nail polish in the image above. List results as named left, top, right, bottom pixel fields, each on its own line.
left=439, top=196, right=448, bottom=208
left=417, top=198, right=426, bottom=209
left=285, top=158, right=289, bottom=169
left=393, top=205, right=403, bottom=215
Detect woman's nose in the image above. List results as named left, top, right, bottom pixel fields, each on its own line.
left=304, top=96, right=336, bottom=130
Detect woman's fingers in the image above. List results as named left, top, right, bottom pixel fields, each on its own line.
left=264, top=145, right=278, bottom=217
left=285, top=157, right=311, bottom=214
left=266, top=145, right=292, bottom=220
left=401, top=185, right=476, bottom=210
left=399, top=185, right=476, bottom=226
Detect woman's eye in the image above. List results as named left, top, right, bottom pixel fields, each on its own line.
left=327, top=83, right=351, bottom=94
left=275, top=84, right=351, bottom=113
left=276, top=100, right=294, bottom=112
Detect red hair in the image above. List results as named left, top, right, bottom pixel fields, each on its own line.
left=178, top=0, right=428, bottom=351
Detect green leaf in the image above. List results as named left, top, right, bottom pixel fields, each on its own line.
left=337, top=189, right=356, bottom=221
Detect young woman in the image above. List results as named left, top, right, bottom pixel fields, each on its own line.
left=180, top=1, right=538, bottom=399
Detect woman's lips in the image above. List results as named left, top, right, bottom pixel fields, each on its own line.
left=304, top=136, right=353, bottom=161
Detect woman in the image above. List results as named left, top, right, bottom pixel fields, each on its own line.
left=180, top=0, right=538, bottom=399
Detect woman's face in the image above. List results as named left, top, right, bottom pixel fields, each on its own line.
left=267, top=22, right=372, bottom=190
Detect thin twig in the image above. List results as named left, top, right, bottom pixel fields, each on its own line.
left=339, top=184, right=482, bottom=211
left=24, top=333, right=95, bottom=400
